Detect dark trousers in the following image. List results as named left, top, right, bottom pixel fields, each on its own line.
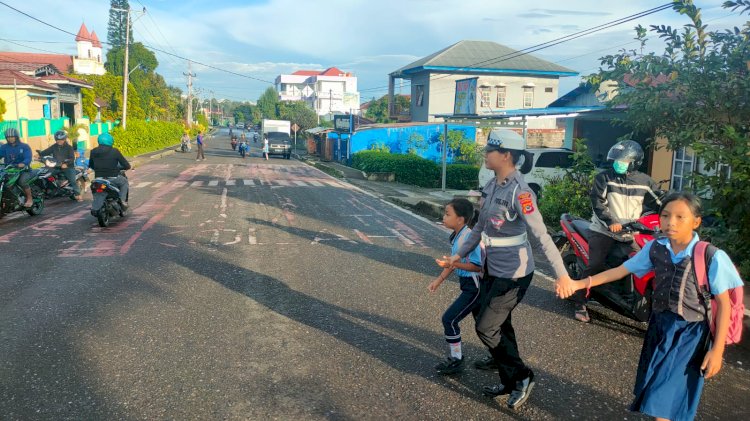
left=475, top=272, right=533, bottom=386
left=441, top=276, right=480, bottom=343
left=59, top=167, right=80, bottom=195
left=109, top=175, right=129, bottom=202
left=16, top=170, right=32, bottom=189
left=572, top=231, right=637, bottom=306
left=196, top=144, right=205, bottom=160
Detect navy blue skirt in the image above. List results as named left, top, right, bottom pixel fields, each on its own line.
left=630, top=310, right=710, bottom=421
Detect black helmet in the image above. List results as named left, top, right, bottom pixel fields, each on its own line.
left=4, top=127, right=19, bottom=141
left=54, top=130, right=68, bottom=141
left=607, top=140, right=644, bottom=170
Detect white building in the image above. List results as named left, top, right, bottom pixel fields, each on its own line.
left=275, top=67, right=360, bottom=116
left=73, top=23, right=105, bottom=76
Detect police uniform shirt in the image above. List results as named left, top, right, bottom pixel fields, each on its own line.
left=457, top=170, right=568, bottom=279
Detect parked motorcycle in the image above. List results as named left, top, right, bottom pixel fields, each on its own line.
left=558, top=212, right=661, bottom=322
left=90, top=172, right=127, bottom=227
left=35, top=154, right=86, bottom=200
left=0, top=165, right=44, bottom=217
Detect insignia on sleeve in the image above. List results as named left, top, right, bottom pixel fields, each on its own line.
left=518, top=192, right=535, bottom=215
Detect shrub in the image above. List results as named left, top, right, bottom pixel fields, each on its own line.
left=538, top=139, right=596, bottom=227
left=445, top=164, right=479, bottom=190
left=110, top=120, right=183, bottom=157
left=351, top=151, right=440, bottom=187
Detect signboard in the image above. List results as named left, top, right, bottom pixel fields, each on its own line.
left=453, top=77, right=477, bottom=115
left=333, top=114, right=352, bottom=133
left=291, top=123, right=300, bottom=133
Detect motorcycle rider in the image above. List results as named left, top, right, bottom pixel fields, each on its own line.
left=180, top=132, right=191, bottom=152
left=0, top=127, right=34, bottom=207
left=39, top=130, right=82, bottom=201
left=88, top=133, right=131, bottom=209
left=572, top=140, right=661, bottom=322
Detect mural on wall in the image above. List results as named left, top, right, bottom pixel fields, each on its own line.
left=350, top=124, right=478, bottom=164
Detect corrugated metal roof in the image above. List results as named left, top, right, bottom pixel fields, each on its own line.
left=391, top=40, right=576, bottom=77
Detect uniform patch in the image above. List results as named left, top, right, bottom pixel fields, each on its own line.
left=518, top=192, right=534, bottom=214
left=522, top=203, right=535, bottom=214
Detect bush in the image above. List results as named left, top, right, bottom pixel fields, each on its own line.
left=110, top=120, right=184, bottom=157
left=538, top=139, right=596, bottom=227
left=351, top=151, right=440, bottom=187
left=445, top=164, right=479, bottom=190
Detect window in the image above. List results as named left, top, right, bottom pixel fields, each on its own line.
left=523, top=87, right=534, bottom=108
left=414, top=85, right=425, bottom=107
left=479, top=87, right=491, bottom=107
left=535, top=151, right=573, bottom=168
left=545, top=87, right=553, bottom=93
left=671, top=147, right=695, bottom=191
left=496, top=86, right=506, bottom=108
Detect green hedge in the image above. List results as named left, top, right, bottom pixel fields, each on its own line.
left=351, top=151, right=478, bottom=189
left=109, top=120, right=183, bottom=157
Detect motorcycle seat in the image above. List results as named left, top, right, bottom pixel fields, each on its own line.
left=571, top=219, right=593, bottom=241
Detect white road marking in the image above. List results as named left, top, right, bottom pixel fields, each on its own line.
left=219, top=188, right=228, bottom=218
left=308, top=180, right=324, bottom=187
left=135, top=182, right=152, bottom=188
left=275, top=180, right=291, bottom=186
left=226, top=179, right=236, bottom=186
left=208, top=180, right=219, bottom=186
left=293, top=180, right=307, bottom=186
left=243, top=179, right=255, bottom=186
left=248, top=228, right=257, bottom=245
left=172, top=181, right=188, bottom=187
left=191, top=181, right=203, bottom=187
left=389, top=228, right=415, bottom=246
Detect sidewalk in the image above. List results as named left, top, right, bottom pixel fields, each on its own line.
left=298, top=154, right=476, bottom=220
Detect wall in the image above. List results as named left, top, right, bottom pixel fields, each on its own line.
left=350, top=123, right=476, bottom=163
left=650, top=136, right=674, bottom=187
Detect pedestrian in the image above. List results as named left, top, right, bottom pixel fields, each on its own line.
left=195, top=131, right=205, bottom=161
left=262, top=136, right=269, bottom=160
left=571, top=140, right=661, bottom=322
left=431, top=198, right=483, bottom=375
left=446, top=129, right=572, bottom=410
left=39, top=130, right=82, bottom=201
left=557, top=192, right=743, bottom=421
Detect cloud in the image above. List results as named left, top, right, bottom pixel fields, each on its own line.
left=531, top=8, right=612, bottom=16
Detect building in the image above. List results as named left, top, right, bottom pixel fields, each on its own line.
left=0, top=23, right=105, bottom=76
left=388, top=40, right=578, bottom=123
left=275, top=67, right=360, bottom=116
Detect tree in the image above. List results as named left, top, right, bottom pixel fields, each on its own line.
left=591, top=0, right=750, bottom=277
left=278, top=101, right=318, bottom=132
left=406, top=132, right=426, bottom=155
left=0, top=97, right=6, bottom=122
left=365, top=95, right=410, bottom=123
left=107, top=0, right=132, bottom=48
left=257, top=87, right=280, bottom=119
left=438, top=129, right=481, bottom=165
left=234, top=111, right=245, bottom=124
left=105, top=42, right=158, bottom=77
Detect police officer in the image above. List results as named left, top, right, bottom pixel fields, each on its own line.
left=39, top=130, right=81, bottom=201
left=448, top=129, right=572, bottom=410
left=0, top=127, right=34, bottom=207
left=88, top=133, right=131, bottom=208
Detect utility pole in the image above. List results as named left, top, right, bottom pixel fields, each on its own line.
left=113, top=6, right=146, bottom=130
left=184, top=61, right=196, bottom=126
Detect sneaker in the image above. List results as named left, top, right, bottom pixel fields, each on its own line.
left=482, top=383, right=511, bottom=397
left=574, top=306, right=591, bottom=323
left=507, top=372, right=535, bottom=409
left=474, top=355, right=498, bottom=371
left=435, top=357, right=464, bottom=375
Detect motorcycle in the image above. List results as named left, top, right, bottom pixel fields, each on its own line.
left=558, top=212, right=661, bottom=322
left=238, top=141, right=248, bottom=158
left=230, top=136, right=238, bottom=151
left=90, top=172, right=127, bottom=227
left=180, top=140, right=191, bottom=153
left=35, top=154, right=86, bottom=200
left=0, top=165, right=45, bottom=217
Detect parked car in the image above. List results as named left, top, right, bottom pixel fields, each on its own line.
left=478, top=147, right=574, bottom=195
left=267, top=132, right=292, bottom=159
left=236, top=123, right=245, bottom=129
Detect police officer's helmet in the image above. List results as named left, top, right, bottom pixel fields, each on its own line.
left=4, top=127, right=19, bottom=141
left=607, top=140, right=644, bottom=170
left=98, top=133, right=114, bottom=146
left=54, top=130, right=68, bottom=141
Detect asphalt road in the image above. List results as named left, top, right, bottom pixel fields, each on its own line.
left=1, top=128, right=747, bottom=420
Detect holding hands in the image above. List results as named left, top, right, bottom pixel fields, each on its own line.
left=555, top=275, right=583, bottom=299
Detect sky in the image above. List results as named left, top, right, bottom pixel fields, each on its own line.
left=1, top=0, right=747, bottom=104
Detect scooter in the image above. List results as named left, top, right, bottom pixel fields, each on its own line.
left=0, top=165, right=44, bottom=217
left=90, top=172, right=127, bottom=227
left=558, top=212, right=660, bottom=322
left=35, top=154, right=85, bottom=200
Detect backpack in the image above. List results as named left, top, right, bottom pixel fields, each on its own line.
left=693, top=241, right=745, bottom=345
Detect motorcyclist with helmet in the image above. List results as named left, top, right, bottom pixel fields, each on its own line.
left=572, top=140, right=662, bottom=322
left=39, top=130, right=81, bottom=201
left=88, top=133, right=131, bottom=209
left=0, top=127, right=34, bottom=207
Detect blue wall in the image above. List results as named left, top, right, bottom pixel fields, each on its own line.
left=351, top=124, right=476, bottom=163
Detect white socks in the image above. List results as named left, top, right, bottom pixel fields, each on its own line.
left=450, top=342, right=462, bottom=360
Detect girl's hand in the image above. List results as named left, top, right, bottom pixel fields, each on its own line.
left=446, top=254, right=460, bottom=266
left=701, top=348, right=724, bottom=379
left=555, top=275, right=580, bottom=299
left=435, top=256, right=454, bottom=269
left=428, top=277, right=443, bottom=293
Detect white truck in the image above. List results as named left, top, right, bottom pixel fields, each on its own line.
left=261, top=119, right=292, bottom=159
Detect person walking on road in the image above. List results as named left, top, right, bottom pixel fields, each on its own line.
left=262, top=136, right=269, bottom=160
left=446, top=129, right=573, bottom=410
left=431, top=198, right=483, bottom=375
left=195, top=131, right=205, bottom=161
left=556, top=192, right=743, bottom=421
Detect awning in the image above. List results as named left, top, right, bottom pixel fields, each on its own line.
left=26, top=93, right=57, bottom=99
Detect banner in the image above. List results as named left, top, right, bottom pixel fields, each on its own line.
left=453, top=78, right=478, bottom=115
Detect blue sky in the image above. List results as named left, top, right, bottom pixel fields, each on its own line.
left=1, top=0, right=746, bottom=103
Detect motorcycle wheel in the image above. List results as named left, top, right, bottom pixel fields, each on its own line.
left=562, top=249, right=583, bottom=279
left=97, top=208, right=110, bottom=227
left=26, top=187, right=45, bottom=216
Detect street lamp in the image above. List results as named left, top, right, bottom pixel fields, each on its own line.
left=112, top=6, right=146, bottom=130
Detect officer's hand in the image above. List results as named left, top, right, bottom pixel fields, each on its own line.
left=435, top=256, right=453, bottom=269
left=609, top=223, right=623, bottom=233
left=555, top=275, right=579, bottom=299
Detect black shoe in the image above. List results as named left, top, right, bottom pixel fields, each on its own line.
left=482, top=383, right=511, bottom=397
left=435, top=357, right=464, bottom=375
left=120, top=202, right=129, bottom=211
left=474, top=355, right=498, bottom=371
left=507, top=372, right=535, bottom=409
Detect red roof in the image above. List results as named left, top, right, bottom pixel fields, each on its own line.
left=292, top=70, right=322, bottom=76
left=0, top=52, right=73, bottom=74
left=75, top=23, right=91, bottom=42
left=90, top=31, right=102, bottom=48
left=0, top=69, right=59, bottom=91
left=320, top=67, right=346, bottom=76
left=291, top=67, right=352, bottom=77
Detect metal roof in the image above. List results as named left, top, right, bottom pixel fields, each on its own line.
left=391, top=40, right=577, bottom=78
left=434, top=106, right=607, bottom=123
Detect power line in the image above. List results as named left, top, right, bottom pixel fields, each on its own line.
left=0, top=1, right=274, bottom=85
